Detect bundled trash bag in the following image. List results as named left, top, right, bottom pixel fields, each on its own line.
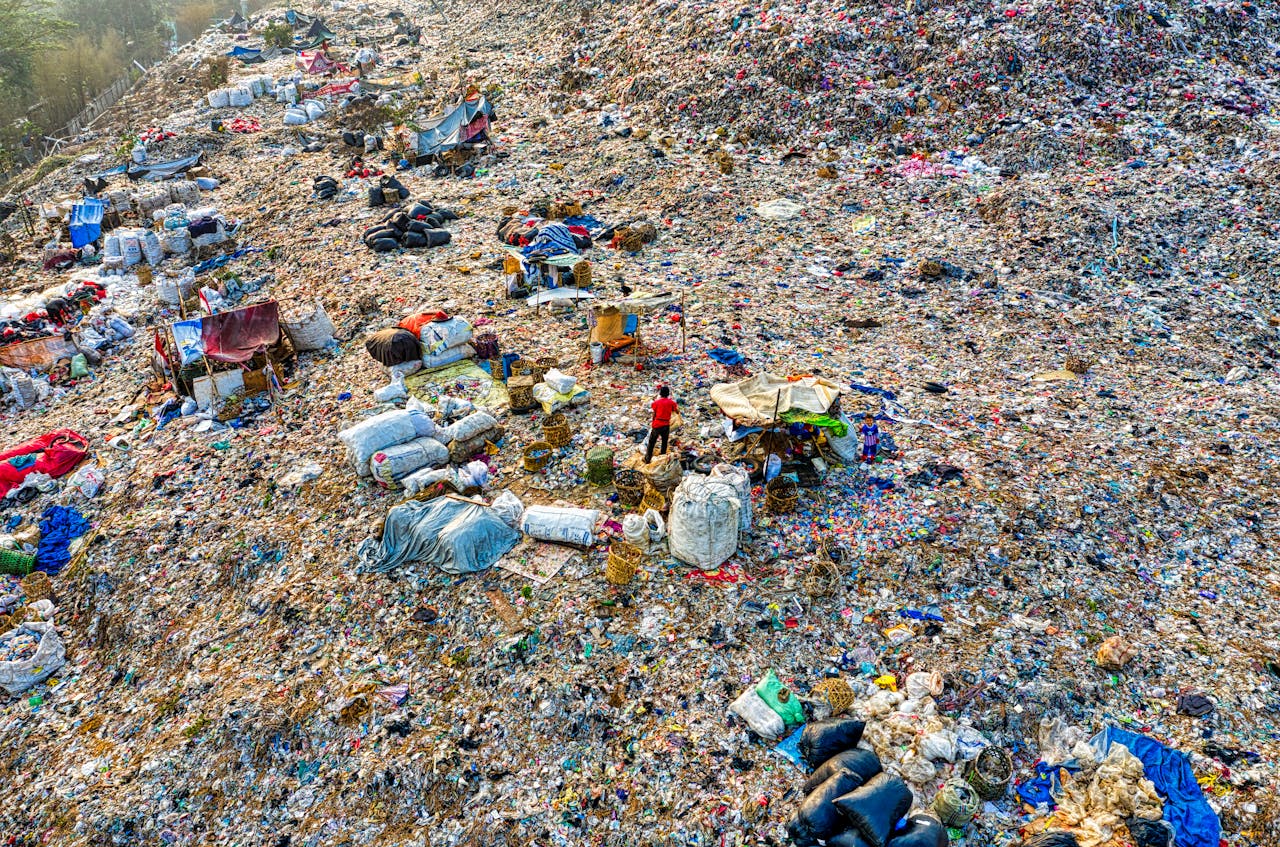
left=362, top=204, right=456, bottom=252
left=804, top=749, right=883, bottom=794
left=833, top=774, right=914, bottom=847
left=829, top=832, right=876, bottom=847
left=800, top=718, right=867, bottom=768
left=728, top=686, right=785, bottom=739
left=885, top=814, right=947, bottom=847
left=788, top=769, right=866, bottom=847
left=1125, top=819, right=1174, bottom=847
left=365, top=327, right=421, bottom=366
left=1022, top=834, right=1080, bottom=847
left=755, top=668, right=804, bottom=726
left=314, top=175, right=339, bottom=200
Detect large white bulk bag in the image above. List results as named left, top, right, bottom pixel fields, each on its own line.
left=709, top=463, right=753, bottom=532
left=825, top=413, right=862, bottom=464
left=303, top=99, right=326, bottom=121
left=120, top=231, right=142, bottom=267
left=283, top=108, right=309, bottom=126
left=338, top=410, right=421, bottom=476
left=0, top=622, right=66, bottom=696
left=369, top=436, right=449, bottom=487
left=437, top=411, right=497, bottom=446
left=422, top=343, right=474, bottom=369
left=207, top=88, right=230, bottom=108
left=418, top=316, right=473, bottom=354
left=141, top=230, right=164, bottom=265
left=520, top=506, right=599, bottom=548
left=667, top=474, right=740, bottom=569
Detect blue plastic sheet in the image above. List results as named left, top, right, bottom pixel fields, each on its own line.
left=1091, top=726, right=1220, bottom=847
left=708, top=348, right=745, bottom=366
left=69, top=198, right=105, bottom=248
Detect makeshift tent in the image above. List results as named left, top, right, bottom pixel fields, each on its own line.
left=296, top=50, right=340, bottom=74
left=303, top=18, right=336, bottom=42
left=416, top=93, right=495, bottom=157
left=227, top=45, right=262, bottom=62
left=711, top=372, right=843, bottom=428
left=126, top=152, right=203, bottom=182
left=357, top=496, right=520, bottom=575
left=171, top=301, right=281, bottom=366
left=69, top=198, right=105, bottom=248
left=0, top=429, right=89, bottom=498
left=226, top=11, right=247, bottom=30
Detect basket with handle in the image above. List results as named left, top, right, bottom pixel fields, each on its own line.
left=20, top=571, right=52, bottom=602
left=509, top=383, right=536, bottom=412
left=542, top=413, right=572, bottom=448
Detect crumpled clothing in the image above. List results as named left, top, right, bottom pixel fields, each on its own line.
left=1050, top=742, right=1163, bottom=847
left=1175, top=693, right=1214, bottom=717
left=36, top=505, right=92, bottom=575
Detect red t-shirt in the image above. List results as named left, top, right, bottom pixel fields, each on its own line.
left=651, top=397, right=677, bottom=428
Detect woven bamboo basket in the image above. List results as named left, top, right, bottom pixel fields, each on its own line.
left=640, top=487, right=666, bottom=513
left=542, top=413, right=571, bottom=447
left=528, top=362, right=550, bottom=382
left=20, top=571, right=52, bottom=602
left=965, top=746, right=1013, bottom=800
left=523, top=441, right=553, bottom=472
left=0, top=547, right=36, bottom=576
left=485, top=358, right=505, bottom=381
left=509, top=384, right=536, bottom=412
left=1065, top=354, right=1091, bottom=375
left=810, top=678, right=855, bottom=714
left=613, top=469, right=645, bottom=508
left=473, top=331, right=499, bottom=360
left=803, top=557, right=843, bottom=598
left=933, top=779, right=981, bottom=826
left=605, top=541, right=643, bottom=585
left=765, top=477, right=799, bottom=514
left=510, top=359, right=533, bottom=377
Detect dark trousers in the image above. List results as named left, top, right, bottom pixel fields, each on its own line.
left=645, top=425, right=670, bottom=462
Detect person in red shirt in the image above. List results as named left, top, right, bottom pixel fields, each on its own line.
left=645, top=385, right=678, bottom=462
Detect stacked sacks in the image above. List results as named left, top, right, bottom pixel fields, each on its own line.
left=414, top=314, right=475, bottom=369
left=313, top=175, right=339, bottom=200
left=788, top=717, right=948, bottom=847
left=437, top=411, right=503, bottom=464
left=727, top=668, right=804, bottom=741
left=338, top=408, right=438, bottom=478
left=368, top=175, right=409, bottom=208
left=362, top=202, right=457, bottom=253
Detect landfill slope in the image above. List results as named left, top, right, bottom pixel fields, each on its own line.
left=1, top=0, right=1279, bottom=846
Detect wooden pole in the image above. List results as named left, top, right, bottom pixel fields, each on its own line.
left=680, top=292, right=686, bottom=353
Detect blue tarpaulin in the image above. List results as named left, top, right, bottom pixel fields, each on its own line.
left=68, top=198, right=105, bottom=248
left=1092, top=726, right=1220, bottom=847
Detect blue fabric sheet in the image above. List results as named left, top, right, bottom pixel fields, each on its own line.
left=849, top=382, right=898, bottom=400
left=69, top=198, right=105, bottom=248
left=708, top=348, right=745, bottom=366
left=1092, top=726, right=1220, bottom=847
left=36, top=505, right=91, bottom=575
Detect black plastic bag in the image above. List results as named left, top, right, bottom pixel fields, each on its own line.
left=829, top=830, right=875, bottom=847
left=800, top=718, right=866, bottom=768
left=370, top=237, right=399, bottom=253
left=804, top=749, right=882, bottom=794
left=1022, top=834, right=1080, bottom=847
left=787, top=770, right=865, bottom=847
left=363, top=227, right=396, bottom=247
left=424, top=229, right=451, bottom=247
left=1125, top=820, right=1173, bottom=847
left=367, top=187, right=385, bottom=207
left=365, top=328, right=420, bottom=365
left=886, top=814, right=947, bottom=847
left=401, top=231, right=427, bottom=249
left=407, top=201, right=434, bottom=219
left=833, top=773, right=913, bottom=847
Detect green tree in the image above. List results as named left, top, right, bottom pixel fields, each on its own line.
left=0, top=0, right=72, bottom=91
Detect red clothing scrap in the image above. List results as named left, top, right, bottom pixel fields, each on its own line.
left=651, top=397, right=677, bottom=428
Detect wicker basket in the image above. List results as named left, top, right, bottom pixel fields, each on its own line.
left=810, top=678, right=855, bottom=714
left=605, top=541, right=643, bottom=585
left=509, top=384, right=536, bottom=412
left=614, top=469, right=645, bottom=507
left=765, top=477, right=799, bottom=514
left=965, top=746, right=1013, bottom=800
left=1065, top=354, right=1091, bottom=375
left=542, top=413, right=572, bottom=447
left=0, top=547, right=36, bottom=576
left=523, top=441, right=553, bottom=472
left=586, top=447, right=615, bottom=486
left=510, top=359, right=533, bottom=377
left=640, top=487, right=666, bottom=513
left=803, top=557, right=843, bottom=598
left=485, top=358, right=505, bottom=381
left=528, top=362, right=550, bottom=383
left=20, top=572, right=52, bottom=602
left=473, top=331, right=499, bottom=360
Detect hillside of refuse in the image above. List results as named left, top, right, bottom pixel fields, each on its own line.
left=0, top=1, right=1278, bottom=846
